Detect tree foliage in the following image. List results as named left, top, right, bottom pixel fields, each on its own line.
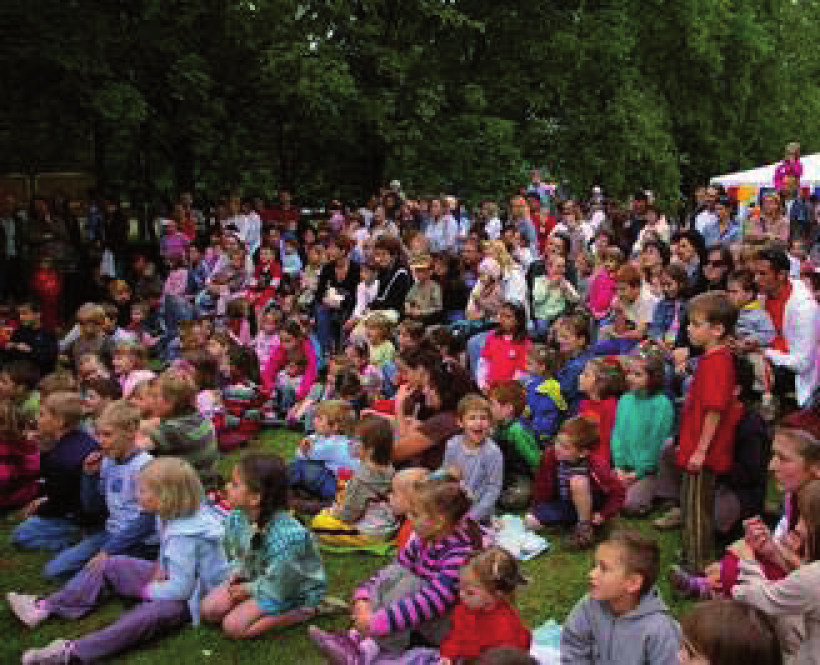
left=2, top=0, right=819, bottom=205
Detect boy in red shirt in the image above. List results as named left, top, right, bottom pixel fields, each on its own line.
left=677, top=292, right=742, bottom=572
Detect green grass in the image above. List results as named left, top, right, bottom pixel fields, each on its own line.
left=0, top=432, right=689, bottom=664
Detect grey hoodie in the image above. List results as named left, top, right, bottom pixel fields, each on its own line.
left=146, top=506, right=229, bottom=625
left=560, top=587, right=680, bottom=664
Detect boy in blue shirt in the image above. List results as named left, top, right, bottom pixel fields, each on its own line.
left=45, top=400, right=156, bottom=580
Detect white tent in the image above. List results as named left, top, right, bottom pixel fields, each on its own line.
left=711, top=153, right=820, bottom=189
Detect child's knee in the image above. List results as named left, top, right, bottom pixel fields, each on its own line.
left=222, top=613, right=251, bottom=640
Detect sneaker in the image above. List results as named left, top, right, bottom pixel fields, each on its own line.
left=308, top=625, right=363, bottom=665
left=668, top=565, right=711, bottom=600
left=653, top=506, right=682, bottom=530
left=6, top=592, right=48, bottom=628
left=21, top=639, right=74, bottom=665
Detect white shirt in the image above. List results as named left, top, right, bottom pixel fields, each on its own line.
left=695, top=209, right=717, bottom=235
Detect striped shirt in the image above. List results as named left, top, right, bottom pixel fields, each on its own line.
left=358, top=523, right=477, bottom=636
left=150, top=412, right=219, bottom=489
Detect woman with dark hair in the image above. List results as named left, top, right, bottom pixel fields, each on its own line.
left=392, top=356, right=479, bottom=469
left=672, top=229, right=707, bottom=295
left=260, top=319, right=318, bottom=401
left=640, top=238, right=671, bottom=298
left=314, top=234, right=360, bottom=354
left=369, top=235, right=413, bottom=320
left=703, top=244, right=735, bottom=292
left=433, top=250, right=472, bottom=324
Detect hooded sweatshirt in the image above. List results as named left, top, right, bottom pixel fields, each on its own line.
left=144, top=507, right=229, bottom=625
left=560, top=587, right=680, bottom=664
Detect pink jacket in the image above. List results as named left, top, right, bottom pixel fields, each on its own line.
left=586, top=268, right=617, bottom=318
left=261, top=338, right=317, bottom=401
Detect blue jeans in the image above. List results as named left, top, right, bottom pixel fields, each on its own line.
left=381, top=361, right=399, bottom=398
left=315, top=304, right=345, bottom=355
left=11, top=515, right=83, bottom=553
left=43, top=529, right=109, bottom=580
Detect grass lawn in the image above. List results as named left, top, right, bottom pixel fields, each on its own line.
left=0, top=431, right=690, bottom=664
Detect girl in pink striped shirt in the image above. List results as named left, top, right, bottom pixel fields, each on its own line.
left=309, top=473, right=481, bottom=663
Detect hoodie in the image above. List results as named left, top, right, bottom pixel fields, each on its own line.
left=560, top=587, right=680, bottom=664
left=144, top=506, right=229, bottom=625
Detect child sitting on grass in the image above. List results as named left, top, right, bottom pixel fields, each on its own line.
left=309, top=474, right=481, bottom=663
left=143, top=370, right=220, bottom=491
left=8, top=457, right=228, bottom=664
left=610, top=349, right=674, bottom=516
left=428, top=547, right=531, bottom=664
left=524, top=415, right=624, bottom=550
left=522, top=344, right=567, bottom=444
left=311, top=415, right=398, bottom=547
left=11, top=392, right=102, bottom=574
left=289, top=400, right=357, bottom=510
left=201, top=452, right=336, bottom=639
left=578, top=356, right=626, bottom=466
left=443, top=394, right=504, bottom=523
left=389, top=467, right=429, bottom=550
left=561, top=530, right=681, bottom=662
left=45, top=401, right=157, bottom=582
left=489, top=380, right=541, bottom=511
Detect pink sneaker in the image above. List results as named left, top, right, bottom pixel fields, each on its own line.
left=6, top=592, right=49, bottom=629
left=308, top=625, right=364, bottom=664
left=21, top=639, right=74, bottom=665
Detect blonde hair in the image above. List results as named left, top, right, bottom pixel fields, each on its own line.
left=484, top=239, right=514, bottom=272
left=97, top=399, right=141, bottom=432
left=139, top=457, right=202, bottom=520
left=156, top=370, right=197, bottom=416
left=76, top=302, right=106, bottom=324
left=42, top=391, right=87, bottom=430
left=365, top=313, right=393, bottom=341
left=313, top=400, right=355, bottom=433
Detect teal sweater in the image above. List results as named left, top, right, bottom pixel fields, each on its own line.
left=610, top=392, right=674, bottom=478
left=223, top=510, right=326, bottom=615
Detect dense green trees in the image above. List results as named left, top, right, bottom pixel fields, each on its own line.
left=2, top=0, right=818, bottom=205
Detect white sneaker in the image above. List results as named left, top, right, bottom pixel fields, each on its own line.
left=21, top=639, right=74, bottom=665
left=6, top=592, right=49, bottom=628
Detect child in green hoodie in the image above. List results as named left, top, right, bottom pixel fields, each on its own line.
left=489, top=380, right=541, bottom=511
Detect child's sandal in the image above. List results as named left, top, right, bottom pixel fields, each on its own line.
left=569, top=521, right=595, bottom=550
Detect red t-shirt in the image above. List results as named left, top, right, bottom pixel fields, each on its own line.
left=439, top=600, right=531, bottom=660
left=580, top=396, right=619, bottom=466
left=765, top=281, right=792, bottom=353
left=481, top=333, right=531, bottom=388
left=676, top=347, right=741, bottom=474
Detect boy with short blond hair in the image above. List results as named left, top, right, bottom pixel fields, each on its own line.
left=561, top=530, right=680, bottom=663
left=24, top=400, right=155, bottom=581
left=442, top=394, right=503, bottom=522
left=677, top=292, right=742, bottom=572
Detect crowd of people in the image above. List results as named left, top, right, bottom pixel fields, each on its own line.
left=2, top=149, right=820, bottom=664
